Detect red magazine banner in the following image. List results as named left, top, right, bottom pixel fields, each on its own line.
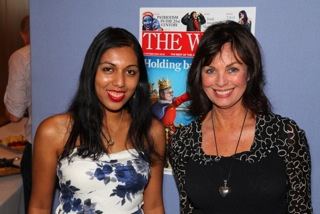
left=142, top=31, right=203, bottom=57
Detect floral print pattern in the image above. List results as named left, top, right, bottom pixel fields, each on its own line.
left=89, top=159, right=149, bottom=205
left=57, top=164, right=103, bottom=214
left=56, top=150, right=150, bottom=214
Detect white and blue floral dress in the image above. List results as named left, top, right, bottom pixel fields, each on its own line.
left=56, top=149, right=150, bottom=214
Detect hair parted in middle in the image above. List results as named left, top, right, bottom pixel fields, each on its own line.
left=187, top=20, right=271, bottom=116
left=61, top=27, right=155, bottom=161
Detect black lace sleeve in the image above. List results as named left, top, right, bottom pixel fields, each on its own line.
left=168, top=123, right=196, bottom=214
left=279, top=118, right=312, bottom=213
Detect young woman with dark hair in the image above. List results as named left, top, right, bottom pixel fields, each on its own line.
left=169, top=21, right=312, bottom=214
left=29, top=27, right=165, bottom=214
left=238, top=10, right=252, bottom=32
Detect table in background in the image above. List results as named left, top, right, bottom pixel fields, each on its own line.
left=0, top=118, right=27, bottom=214
left=0, top=118, right=27, bottom=139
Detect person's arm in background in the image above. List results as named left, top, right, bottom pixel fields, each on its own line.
left=181, top=13, right=190, bottom=25
left=161, top=92, right=189, bottom=128
left=5, top=109, right=20, bottom=122
left=198, top=13, right=206, bottom=25
left=4, top=47, right=30, bottom=122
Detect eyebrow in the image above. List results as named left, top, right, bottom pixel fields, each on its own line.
left=98, top=62, right=139, bottom=69
left=204, top=61, right=241, bottom=68
left=98, top=61, right=114, bottom=65
left=225, top=61, right=242, bottom=67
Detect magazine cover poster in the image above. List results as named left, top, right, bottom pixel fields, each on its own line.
left=147, top=56, right=193, bottom=128
left=140, top=7, right=256, bottom=173
left=140, top=7, right=256, bottom=35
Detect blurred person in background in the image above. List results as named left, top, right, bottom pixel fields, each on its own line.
left=4, top=14, right=32, bottom=213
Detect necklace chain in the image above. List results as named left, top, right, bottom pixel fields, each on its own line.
left=104, top=110, right=124, bottom=147
left=211, top=109, right=248, bottom=197
left=211, top=109, right=248, bottom=160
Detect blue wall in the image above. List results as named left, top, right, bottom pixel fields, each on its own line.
left=30, top=1, right=320, bottom=213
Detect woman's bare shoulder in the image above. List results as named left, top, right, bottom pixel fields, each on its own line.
left=34, top=113, right=73, bottom=149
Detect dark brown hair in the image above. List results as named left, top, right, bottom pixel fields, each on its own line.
left=187, top=20, right=271, bottom=116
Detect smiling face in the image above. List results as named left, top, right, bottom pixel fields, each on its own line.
left=201, top=42, right=248, bottom=110
left=95, top=46, right=140, bottom=112
left=143, top=15, right=153, bottom=30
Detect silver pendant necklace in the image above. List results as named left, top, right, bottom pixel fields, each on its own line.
left=211, top=109, right=248, bottom=198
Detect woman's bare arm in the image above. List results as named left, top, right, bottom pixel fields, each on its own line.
left=29, top=114, right=70, bottom=214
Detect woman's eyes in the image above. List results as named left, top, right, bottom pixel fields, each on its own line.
left=101, top=67, right=113, bottom=73
left=126, top=69, right=139, bottom=76
left=100, top=66, right=138, bottom=76
left=203, top=67, right=215, bottom=74
left=227, top=67, right=239, bottom=73
left=203, top=67, right=239, bottom=74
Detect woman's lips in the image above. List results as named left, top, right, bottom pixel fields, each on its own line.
left=107, top=90, right=125, bottom=102
left=214, top=89, right=233, bottom=98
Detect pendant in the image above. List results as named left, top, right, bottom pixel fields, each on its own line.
left=106, top=139, right=114, bottom=147
left=214, top=156, right=221, bottom=162
left=219, top=180, right=231, bottom=197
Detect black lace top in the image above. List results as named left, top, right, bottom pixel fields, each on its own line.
left=168, top=113, right=312, bottom=214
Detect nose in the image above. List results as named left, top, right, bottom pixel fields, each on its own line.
left=216, top=72, right=228, bottom=87
left=113, top=71, right=125, bottom=87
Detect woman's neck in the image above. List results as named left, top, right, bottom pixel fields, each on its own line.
left=103, top=110, right=128, bottom=129
left=211, top=106, right=249, bottom=130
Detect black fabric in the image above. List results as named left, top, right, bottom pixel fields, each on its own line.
left=185, top=152, right=287, bottom=214
left=168, top=113, right=312, bottom=214
left=21, top=142, right=32, bottom=213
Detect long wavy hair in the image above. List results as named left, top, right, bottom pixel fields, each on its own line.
left=239, top=10, right=249, bottom=24
left=187, top=21, right=271, bottom=116
left=60, top=27, right=154, bottom=162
